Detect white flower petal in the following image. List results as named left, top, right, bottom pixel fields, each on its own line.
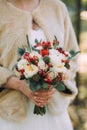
left=24, top=64, right=39, bottom=78
left=17, top=59, right=28, bottom=70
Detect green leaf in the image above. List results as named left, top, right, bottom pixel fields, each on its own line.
left=28, top=79, right=42, bottom=92
left=35, top=39, right=41, bottom=44
left=18, top=47, right=26, bottom=56
left=69, top=50, right=75, bottom=55
left=64, top=62, right=70, bottom=69
left=42, top=82, right=49, bottom=90
left=43, top=56, right=50, bottom=64
left=34, top=105, right=46, bottom=115
left=55, top=81, right=65, bottom=91
left=26, top=35, right=32, bottom=52
left=53, top=35, right=59, bottom=49
left=68, top=50, right=80, bottom=60
left=12, top=64, right=17, bottom=70
left=32, top=74, right=41, bottom=82
left=52, top=77, right=58, bottom=85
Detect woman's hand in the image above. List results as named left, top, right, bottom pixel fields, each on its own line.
left=4, top=76, right=55, bottom=107
left=30, top=89, right=55, bottom=107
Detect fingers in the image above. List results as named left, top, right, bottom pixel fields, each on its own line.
left=18, top=80, right=55, bottom=107
left=30, top=96, right=48, bottom=107
left=29, top=88, right=56, bottom=107
left=33, top=88, right=55, bottom=97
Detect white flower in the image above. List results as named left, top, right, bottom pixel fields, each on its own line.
left=14, top=68, right=22, bottom=78
left=24, top=64, right=39, bottom=78
left=17, top=59, right=28, bottom=70
left=35, top=46, right=43, bottom=50
left=38, top=60, right=47, bottom=70
left=49, top=49, right=60, bottom=56
left=53, top=65, right=67, bottom=73
left=49, top=54, right=65, bottom=66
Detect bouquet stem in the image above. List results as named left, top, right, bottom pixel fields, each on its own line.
left=34, top=105, right=46, bottom=116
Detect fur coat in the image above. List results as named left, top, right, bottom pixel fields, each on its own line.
left=0, top=0, right=79, bottom=122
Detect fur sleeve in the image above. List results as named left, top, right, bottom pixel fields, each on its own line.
left=0, top=66, right=14, bottom=87
left=47, top=2, right=79, bottom=115
left=62, top=3, right=79, bottom=96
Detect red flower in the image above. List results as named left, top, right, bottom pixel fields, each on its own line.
left=57, top=73, right=62, bottom=81
left=16, top=67, right=19, bottom=72
left=24, top=52, right=30, bottom=62
left=40, top=49, right=49, bottom=57
left=38, top=70, right=46, bottom=77
left=29, top=55, right=38, bottom=65
left=42, top=41, right=51, bottom=48
left=56, top=47, right=62, bottom=53
left=53, top=40, right=56, bottom=45
left=20, top=69, right=25, bottom=75
left=48, top=63, right=52, bottom=68
left=44, top=77, right=52, bottom=83
left=33, top=56, right=38, bottom=60
left=61, top=59, right=69, bottom=63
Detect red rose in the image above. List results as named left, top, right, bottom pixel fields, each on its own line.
left=40, top=49, right=49, bottom=57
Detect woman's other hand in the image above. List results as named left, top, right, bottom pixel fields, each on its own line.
left=4, top=76, right=55, bottom=107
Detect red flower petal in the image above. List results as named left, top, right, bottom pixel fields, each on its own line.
left=40, top=49, right=49, bottom=57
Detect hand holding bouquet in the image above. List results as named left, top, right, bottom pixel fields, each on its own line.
left=13, top=35, right=79, bottom=115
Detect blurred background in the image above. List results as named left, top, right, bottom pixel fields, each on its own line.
left=61, top=0, right=87, bottom=130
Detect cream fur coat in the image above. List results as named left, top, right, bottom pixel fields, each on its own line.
left=0, top=0, right=79, bottom=122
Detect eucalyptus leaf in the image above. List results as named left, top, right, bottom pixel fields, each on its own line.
left=68, top=51, right=80, bottom=60
left=29, top=79, right=41, bottom=92
left=55, top=81, right=65, bottom=91
left=26, top=35, right=32, bottom=52
left=43, top=56, right=50, bottom=64
left=12, top=64, right=17, bottom=70
left=42, top=82, right=49, bottom=90
left=53, top=35, right=59, bottom=49
left=18, top=47, right=26, bottom=56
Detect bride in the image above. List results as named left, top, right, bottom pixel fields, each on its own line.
left=0, top=0, right=79, bottom=130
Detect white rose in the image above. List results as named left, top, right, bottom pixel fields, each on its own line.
left=38, top=60, right=47, bottom=70
left=49, top=49, right=60, bottom=56
left=24, top=64, right=39, bottom=78
left=53, top=65, right=66, bottom=73
left=49, top=54, right=65, bottom=66
left=17, top=59, right=28, bottom=70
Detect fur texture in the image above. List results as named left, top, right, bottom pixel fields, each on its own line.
left=0, top=0, right=79, bottom=121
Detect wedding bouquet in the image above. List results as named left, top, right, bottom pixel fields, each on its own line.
left=13, top=35, right=79, bottom=115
